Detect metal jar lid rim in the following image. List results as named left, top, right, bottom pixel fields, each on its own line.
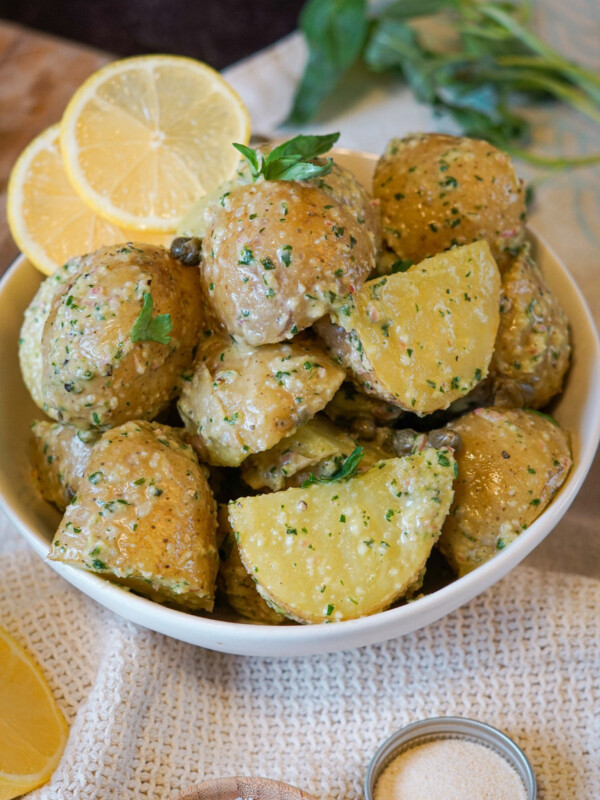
left=364, top=716, right=536, bottom=800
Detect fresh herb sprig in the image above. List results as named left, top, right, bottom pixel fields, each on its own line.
left=289, top=0, right=600, bottom=168
left=301, top=445, right=365, bottom=487
left=131, top=292, right=172, bottom=345
left=232, top=132, right=340, bottom=182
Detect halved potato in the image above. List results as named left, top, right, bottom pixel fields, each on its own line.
left=48, top=420, right=219, bottom=611
left=438, top=408, right=572, bottom=577
left=319, top=241, right=500, bottom=415
left=217, top=506, right=285, bottom=624
left=201, top=180, right=375, bottom=346
left=229, top=447, right=456, bottom=623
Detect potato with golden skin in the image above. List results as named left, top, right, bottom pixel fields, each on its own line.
left=30, top=420, right=96, bottom=511
left=178, top=154, right=379, bottom=247
left=19, top=257, right=82, bottom=411
left=310, top=160, right=380, bottom=249
left=438, top=408, right=571, bottom=577
left=178, top=334, right=345, bottom=467
left=375, top=133, right=526, bottom=271
left=41, top=243, right=203, bottom=430
left=201, top=180, right=375, bottom=346
left=490, top=243, right=570, bottom=408
left=48, top=420, right=219, bottom=611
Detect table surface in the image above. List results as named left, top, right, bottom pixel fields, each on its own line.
left=0, top=18, right=598, bottom=579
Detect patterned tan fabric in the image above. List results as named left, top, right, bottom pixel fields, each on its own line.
left=0, top=545, right=598, bottom=799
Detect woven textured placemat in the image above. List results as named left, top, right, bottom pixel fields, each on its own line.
left=1, top=546, right=598, bottom=800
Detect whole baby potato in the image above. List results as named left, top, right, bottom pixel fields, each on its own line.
left=178, top=334, right=345, bottom=467
left=375, top=133, right=526, bottom=271
left=438, top=407, right=571, bottom=577
left=201, top=180, right=375, bottom=345
left=48, top=420, right=219, bottom=610
left=41, top=243, right=203, bottom=430
left=178, top=153, right=379, bottom=247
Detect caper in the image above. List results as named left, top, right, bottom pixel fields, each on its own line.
left=428, top=428, right=462, bottom=452
left=170, top=237, right=202, bottom=266
left=349, top=415, right=377, bottom=440
left=493, top=377, right=535, bottom=408
left=391, top=429, right=419, bottom=456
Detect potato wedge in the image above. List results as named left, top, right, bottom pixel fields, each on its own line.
left=217, top=506, right=285, bottom=624
left=320, top=242, right=500, bottom=415
left=229, top=447, right=456, bottom=623
left=438, top=408, right=571, bottom=577
left=49, top=421, right=219, bottom=611
left=178, top=334, right=345, bottom=467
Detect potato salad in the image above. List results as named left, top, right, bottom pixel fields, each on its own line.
left=21, top=132, right=572, bottom=623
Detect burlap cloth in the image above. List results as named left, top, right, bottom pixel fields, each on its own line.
left=1, top=2, right=599, bottom=798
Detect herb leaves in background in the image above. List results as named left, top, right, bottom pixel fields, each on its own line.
left=131, top=292, right=172, bottom=345
left=301, top=446, right=365, bottom=487
left=289, top=0, right=369, bottom=124
left=233, top=132, right=340, bottom=181
left=289, top=0, right=600, bottom=168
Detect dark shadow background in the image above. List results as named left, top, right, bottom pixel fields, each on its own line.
left=0, top=0, right=305, bottom=69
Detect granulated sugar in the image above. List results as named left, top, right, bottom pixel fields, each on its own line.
left=373, top=738, right=527, bottom=800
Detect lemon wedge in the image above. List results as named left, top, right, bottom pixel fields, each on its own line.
left=7, top=124, right=168, bottom=276
left=59, top=55, right=251, bottom=232
left=0, top=626, right=68, bottom=799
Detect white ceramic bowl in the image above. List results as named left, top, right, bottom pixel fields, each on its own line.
left=1, top=151, right=599, bottom=657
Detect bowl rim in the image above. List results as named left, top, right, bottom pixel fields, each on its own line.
left=1, top=150, right=599, bottom=657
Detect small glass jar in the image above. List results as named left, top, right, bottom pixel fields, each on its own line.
left=364, top=716, right=536, bottom=800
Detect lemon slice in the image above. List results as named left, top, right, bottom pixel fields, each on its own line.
left=7, top=124, right=170, bottom=275
left=0, top=627, right=68, bottom=799
left=60, top=55, right=251, bottom=232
